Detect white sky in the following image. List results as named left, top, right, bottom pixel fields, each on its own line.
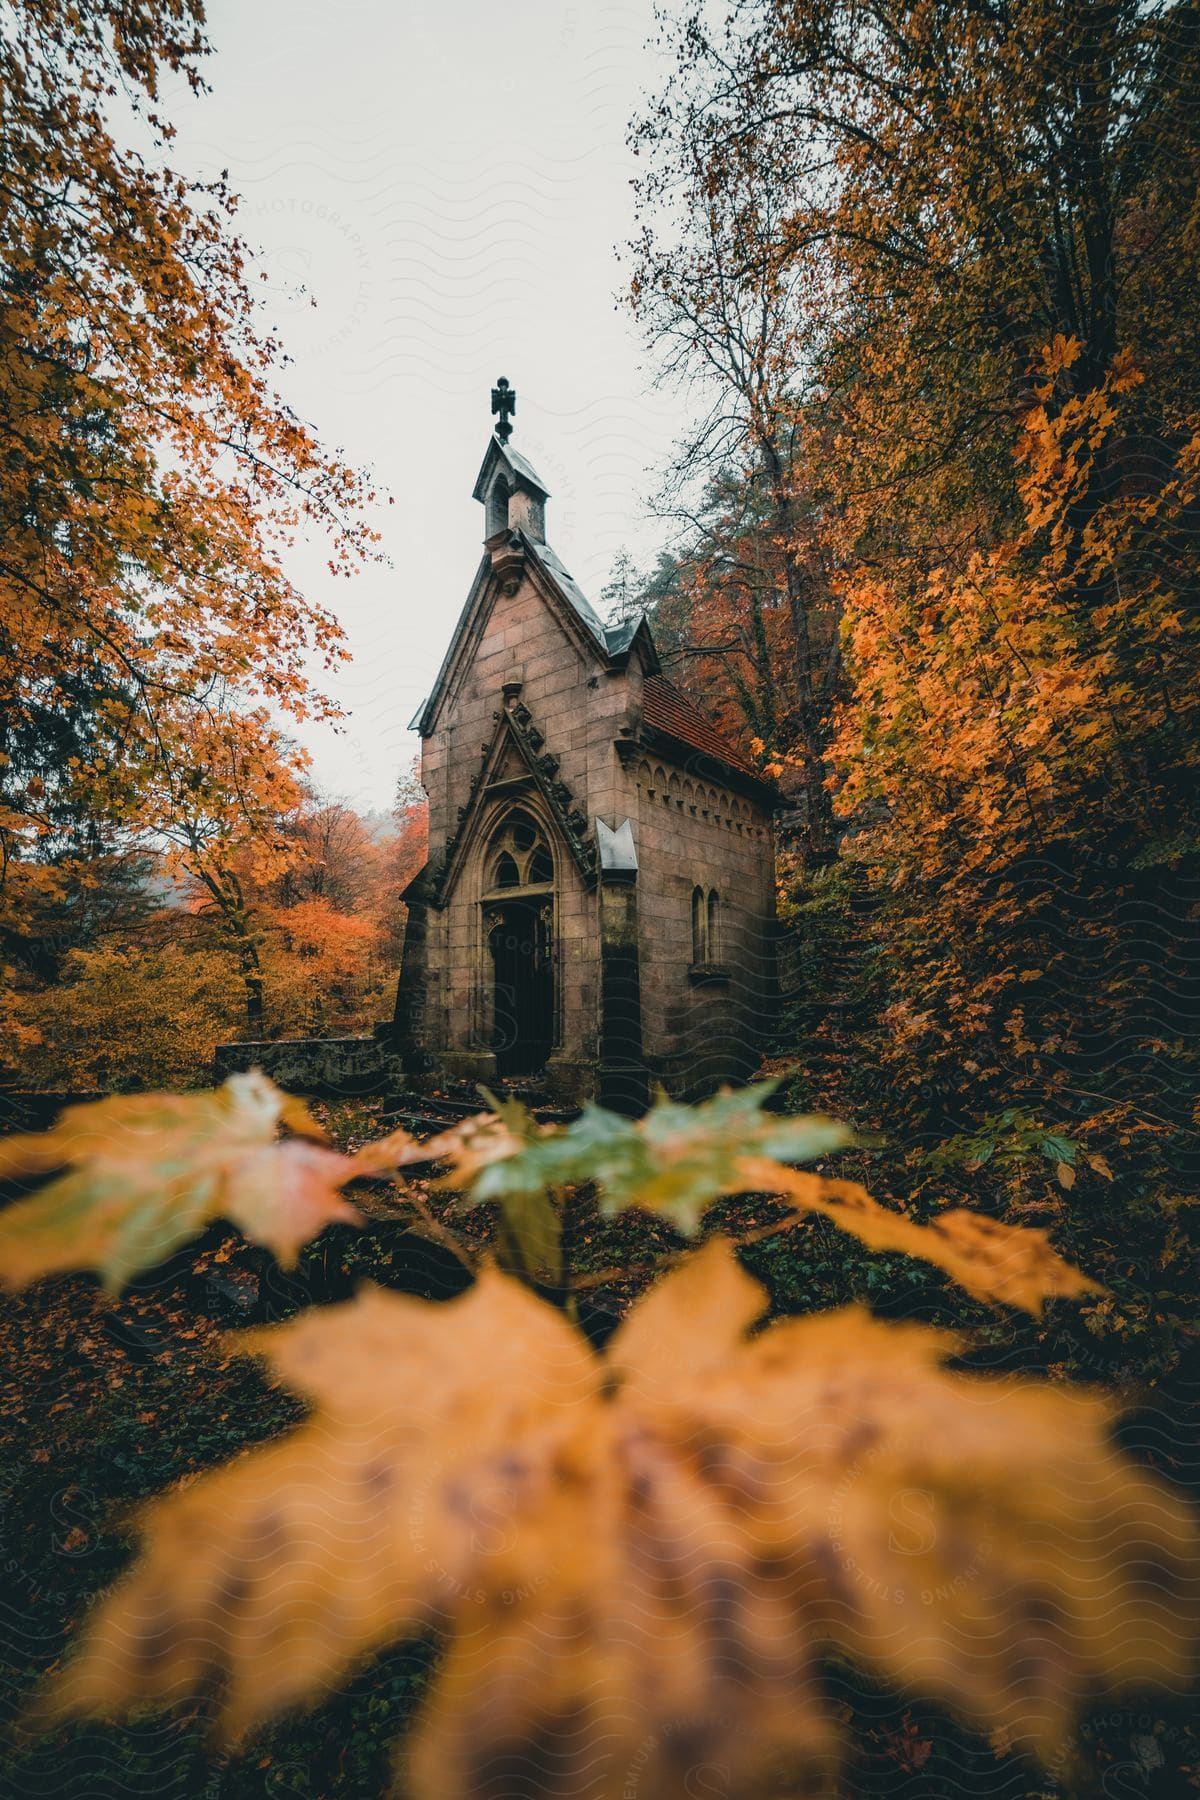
left=162, top=0, right=690, bottom=812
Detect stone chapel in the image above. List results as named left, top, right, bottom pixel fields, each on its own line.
left=394, top=385, right=777, bottom=1111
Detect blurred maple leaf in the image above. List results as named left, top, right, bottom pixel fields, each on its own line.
left=445, top=1079, right=848, bottom=1231
left=420, top=1081, right=1093, bottom=1313
left=0, top=1077, right=1096, bottom=1313
left=744, top=1162, right=1101, bottom=1315
left=0, top=1074, right=360, bottom=1289
left=41, top=1241, right=1197, bottom=1797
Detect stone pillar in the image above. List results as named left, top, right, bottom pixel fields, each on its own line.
left=391, top=868, right=434, bottom=1076
left=596, top=818, right=647, bottom=1114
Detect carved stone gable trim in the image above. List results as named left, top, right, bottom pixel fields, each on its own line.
left=432, top=698, right=597, bottom=907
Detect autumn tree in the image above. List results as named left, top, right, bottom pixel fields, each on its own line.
left=10, top=780, right=423, bottom=1087
left=629, top=66, right=841, bottom=853
left=644, top=466, right=811, bottom=757
left=635, top=0, right=1200, bottom=1138
left=0, top=0, right=378, bottom=962
left=19, top=939, right=242, bottom=1090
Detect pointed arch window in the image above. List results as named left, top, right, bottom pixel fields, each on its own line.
left=690, top=883, right=728, bottom=979
left=484, top=809, right=554, bottom=896
left=691, top=886, right=706, bottom=964
left=486, top=474, right=512, bottom=537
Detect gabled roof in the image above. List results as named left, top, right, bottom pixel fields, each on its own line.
left=472, top=434, right=551, bottom=503
left=642, top=675, right=763, bottom=783
left=534, top=539, right=607, bottom=645
left=411, top=529, right=658, bottom=737
left=604, top=613, right=644, bottom=657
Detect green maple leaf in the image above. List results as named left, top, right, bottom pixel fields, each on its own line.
left=469, top=1080, right=850, bottom=1235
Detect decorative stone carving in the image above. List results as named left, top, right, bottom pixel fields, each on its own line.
left=431, top=691, right=600, bottom=905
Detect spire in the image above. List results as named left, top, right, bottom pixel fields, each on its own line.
left=490, top=376, right=516, bottom=444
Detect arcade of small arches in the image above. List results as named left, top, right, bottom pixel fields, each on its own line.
left=635, top=761, right=767, bottom=838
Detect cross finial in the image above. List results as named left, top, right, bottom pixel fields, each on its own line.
left=491, top=376, right=516, bottom=444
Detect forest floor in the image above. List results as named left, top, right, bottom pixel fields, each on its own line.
left=0, top=1096, right=1195, bottom=1799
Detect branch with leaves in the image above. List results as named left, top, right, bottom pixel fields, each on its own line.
left=1, top=1075, right=1193, bottom=1796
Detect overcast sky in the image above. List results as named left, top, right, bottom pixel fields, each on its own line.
left=163, top=0, right=690, bottom=812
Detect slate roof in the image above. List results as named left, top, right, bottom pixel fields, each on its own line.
left=604, top=613, right=644, bottom=657
left=532, top=540, right=608, bottom=646
left=642, top=675, right=762, bottom=781
left=472, top=434, right=551, bottom=503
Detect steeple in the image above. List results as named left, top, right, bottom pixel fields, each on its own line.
left=472, top=375, right=550, bottom=541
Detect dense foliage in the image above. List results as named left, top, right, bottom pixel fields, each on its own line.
left=0, top=0, right=384, bottom=1053
left=627, top=0, right=1200, bottom=1161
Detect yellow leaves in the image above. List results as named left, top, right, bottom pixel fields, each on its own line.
left=347, top=1071, right=1106, bottom=1318
left=739, top=1161, right=1099, bottom=1314
left=0, top=1071, right=1097, bottom=1315
left=0, top=1074, right=360, bottom=1290
left=43, top=1244, right=1198, bottom=1796
left=606, top=1226, right=765, bottom=1388
left=46, top=1269, right=597, bottom=1743
left=404, top=1078, right=1093, bottom=1315
left=1038, top=332, right=1084, bottom=385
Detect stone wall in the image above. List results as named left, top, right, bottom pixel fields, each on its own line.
left=625, top=752, right=776, bottom=1095
left=409, top=543, right=621, bottom=1097
left=213, top=1032, right=399, bottom=1097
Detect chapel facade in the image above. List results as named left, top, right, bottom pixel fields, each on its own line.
left=394, top=390, right=777, bottom=1110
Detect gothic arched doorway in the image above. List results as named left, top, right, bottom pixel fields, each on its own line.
left=482, top=810, right=555, bottom=1075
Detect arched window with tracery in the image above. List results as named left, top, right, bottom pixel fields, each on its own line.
left=483, top=809, right=554, bottom=896
left=481, top=809, right=556, bottom=1075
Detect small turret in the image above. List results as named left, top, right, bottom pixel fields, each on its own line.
left=472, top=377, right=550, bottom=542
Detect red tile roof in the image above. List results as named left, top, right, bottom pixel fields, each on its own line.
left=642, top=675, right=762, bottom=781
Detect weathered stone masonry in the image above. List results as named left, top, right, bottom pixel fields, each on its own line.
left=394, top=418, right=778, bottom=1108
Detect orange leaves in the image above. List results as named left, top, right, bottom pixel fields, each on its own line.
left=0, top=0, right=379, bottom=968
left=45, top=1269, right=598, bottom=1745
left=0, top=1075, right=360, bottom=1290
left=427, top=1080, right=1094, bottom=1315
left=42, top=1244, right=1199, bottom=1796
left=269, top=897, right=377, bottom=966
left=740, top=1161, right=1101, bottom=1315
left=829, top=332, right=1200, bottom=1117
